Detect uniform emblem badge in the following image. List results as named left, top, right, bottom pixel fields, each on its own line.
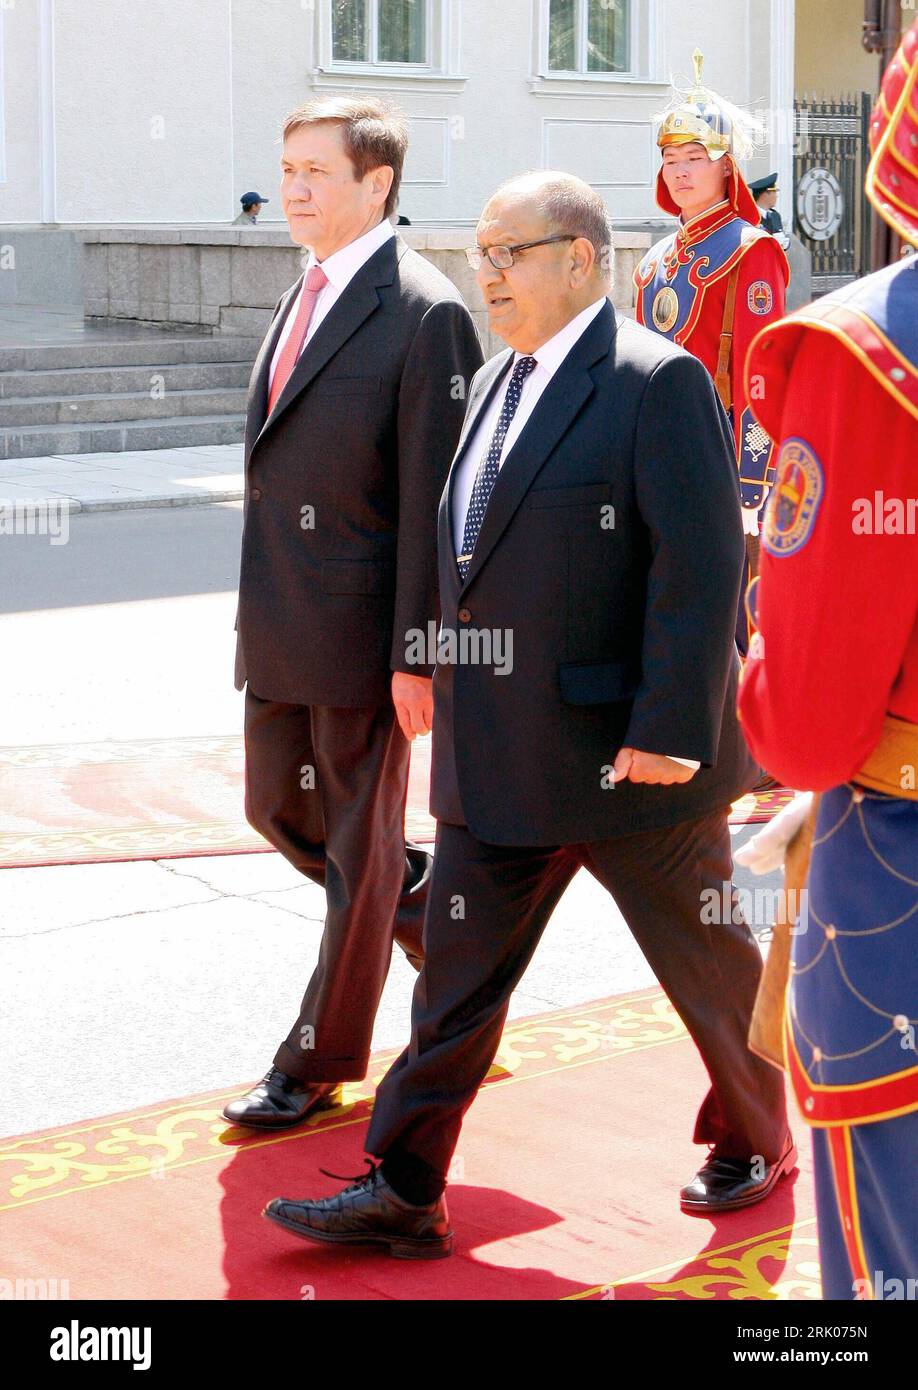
left=763, top=438, right=824, bottom=556
left=748, top=280, right=774, bottom=315
left=651, top=286, right=679, bottom=333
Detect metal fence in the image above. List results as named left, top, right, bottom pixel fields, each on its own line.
left=794, top=93, right=873, bottom=293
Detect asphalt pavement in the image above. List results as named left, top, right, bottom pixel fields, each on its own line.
left=0, top=501, right=778, bottom=1140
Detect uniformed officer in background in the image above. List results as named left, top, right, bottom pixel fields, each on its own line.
left=749, top=172, right=788, bottom=245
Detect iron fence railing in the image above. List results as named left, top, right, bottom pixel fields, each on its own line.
left=794, top=92, right=873, bottom=293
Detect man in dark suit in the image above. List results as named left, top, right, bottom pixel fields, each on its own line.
left=224, top=97, right=483, bottom=1130
left=262, top=172, right=793, bottom=1258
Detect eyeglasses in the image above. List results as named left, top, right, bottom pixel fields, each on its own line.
left=465, top=235, right=576, bottom=271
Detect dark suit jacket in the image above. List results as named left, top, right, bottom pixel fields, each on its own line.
left=762, top=208, right=784, bottom=237
left=430, top=299, right=758, bottom=845
left=234, top=234, right=484, bottom=707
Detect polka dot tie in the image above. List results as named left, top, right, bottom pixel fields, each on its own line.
left=457, top=355, right=538, bottom=580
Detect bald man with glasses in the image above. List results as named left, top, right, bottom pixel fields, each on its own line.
left=466, top=232, right=578, bottom=270
left=262, top=172, right=792, bottom=1259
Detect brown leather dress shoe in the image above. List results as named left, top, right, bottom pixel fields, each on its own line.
left=263, top=1162, right=452, bottom=1260
left=680, top=1134, right=797, bottom=1214
left=222, top=1071, right=342, bottom=1129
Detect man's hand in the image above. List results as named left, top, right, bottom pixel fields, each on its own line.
left=392, top=672, right=434, bottom=741
left=612, top=747, right=697, bottom=785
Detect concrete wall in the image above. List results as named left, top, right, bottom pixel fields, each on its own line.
left=52, top=0, right=234, bottom=222
left=0, top=2, right=44, bottom=223
left=229, top=0, right=317, bottom=219
left=0, top=0, right=794, bottom=228
left=75, top=226, right=652, bottom=355
left=795, top=0, right=886, bottom=98
left=0, top=228, right=83, bottom=308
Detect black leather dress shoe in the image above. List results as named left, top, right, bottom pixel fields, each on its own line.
left=222, top=1071, right=342, bottom=1129
left=263, top=1162, right=452, bottom=1260
left=680, top=1135, right=797, bottom=1214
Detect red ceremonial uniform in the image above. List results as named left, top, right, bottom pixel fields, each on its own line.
left=737, top=295, right=918, bottom=787
left=736, top=263, right=918, bottom=1299
left=635, top=200, right=789, bottom=494
left=637, top=54, right=793, bottom=654
left=736, top=15, right=918, bottom=1301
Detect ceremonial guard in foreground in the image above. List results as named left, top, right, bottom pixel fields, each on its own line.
left=737, top=18, right=918, bottom=1300
left=634, top=53, right=789, bottom=649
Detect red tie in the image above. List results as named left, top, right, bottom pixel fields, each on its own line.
left=267, top=265, right=329, bottom=415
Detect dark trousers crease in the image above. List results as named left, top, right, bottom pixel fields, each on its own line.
left=244, top=688, right=430, bottom=1082
left=369, top=808, right=788, bottom=1188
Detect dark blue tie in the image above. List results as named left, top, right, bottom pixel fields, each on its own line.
left=457, top=355, right=538, bottom=579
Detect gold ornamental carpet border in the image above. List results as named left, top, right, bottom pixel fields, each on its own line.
left=565, top=1218, right=820, bottom=1300
left=0, top=735, right=793, bottom=869
left=0, top=988, right=818, bottom=1300
left=0, top=990, right=685, bottom=1212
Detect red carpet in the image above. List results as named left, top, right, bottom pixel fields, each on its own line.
left=0, top=989, right=818, bottom=1300
left=0, top=736, right=794, bottom=870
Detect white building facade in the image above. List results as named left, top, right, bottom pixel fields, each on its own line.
left=1, top=0, right=797, bottom=232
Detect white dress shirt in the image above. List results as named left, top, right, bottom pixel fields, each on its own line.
left=451, top=294, right=700, bottom=772
left=451, top=297, right=608, bottom=548
left=268, top=217, right=396, bottom=392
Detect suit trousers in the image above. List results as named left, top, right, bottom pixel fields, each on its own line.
left=243, top=689, right=430, bottom=1082
left=367, top=808, right=789, bottom=1186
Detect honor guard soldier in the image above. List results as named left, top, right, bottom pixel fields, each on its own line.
left=635, top=52, right=790, bottom=650
left=737, top=18, right=918, bottom=1300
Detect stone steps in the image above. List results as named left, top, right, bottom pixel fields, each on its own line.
left=0, top=386, right=248, bottom=428
left=0, top=333, right=258, bottom=456
left=218, top=307, right=275, bottom=336
left=0, top=359, right=251, bottom=399
left=0, top=336, right=262, bottom=373
left=0, top=414, right=245, bottom=460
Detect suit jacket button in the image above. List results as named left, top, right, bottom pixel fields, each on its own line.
left=458, top=607, right=472, bottom=623
left=250, top=488, right=262, bottom=500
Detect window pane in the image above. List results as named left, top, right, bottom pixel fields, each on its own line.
left=548, top=0, right=577, bottom=72
left=587, top=0, right=629, bottom=72
left=332, top=0, right=369, bottom=62
left=378, top=0, right=426, bottom=64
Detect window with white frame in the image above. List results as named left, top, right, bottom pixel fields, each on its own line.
left=547, top=0, right=631, bottom=75
left=331, top=0, right=431, bottom=68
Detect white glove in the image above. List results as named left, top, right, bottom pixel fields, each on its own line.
left=734, top=791, right=814, bottom=875
left=742, top=507, right=762, bottom=537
